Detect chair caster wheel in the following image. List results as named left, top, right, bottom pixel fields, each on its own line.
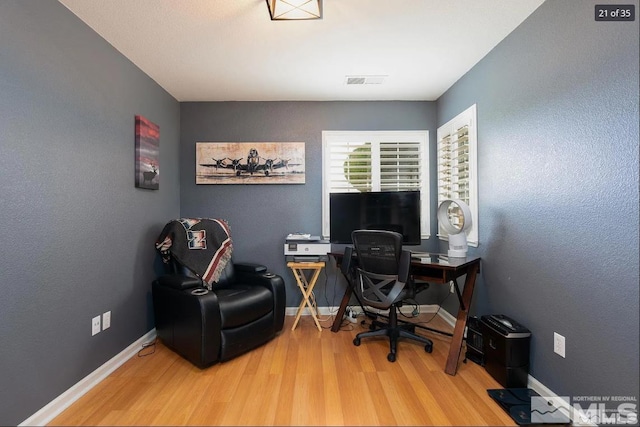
left=425, top=343, right=433, bottom=353
left=387, top=352, right=396, bottom=362
left=353, top=337, right=361, bottom=346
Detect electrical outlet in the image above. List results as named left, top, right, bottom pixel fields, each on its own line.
left=91, top=315, right=101, bottom=336
left=102, top=311, right=111, bottom=330
left=554, top=332, right=565, bottom=358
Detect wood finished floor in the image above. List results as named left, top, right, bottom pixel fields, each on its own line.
left=49, top=314, right=515, bottom=426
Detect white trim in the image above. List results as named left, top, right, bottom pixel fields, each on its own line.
left=286, top=304, right=454, bottom=322
left=435, top=306, right=457, bottom=328
left=527, top=374, right=596, bottom=426
left=20, top=329, right=157, bottom=427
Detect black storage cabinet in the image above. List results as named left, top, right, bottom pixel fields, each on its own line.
left=464, top=316, right=485, bottom=365
left=481, top=315, right=531, bottom=388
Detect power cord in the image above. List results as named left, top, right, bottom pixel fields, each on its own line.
left=399, top=300, right=420, bottom=319
left=320, top=259, right=354, bottom=330
left=414, top=289, right=453, bottom=326
left=137, top=339, right=157, bottom=357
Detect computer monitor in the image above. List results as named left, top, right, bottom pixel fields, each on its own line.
left=329, top=191, right=421, bottom=245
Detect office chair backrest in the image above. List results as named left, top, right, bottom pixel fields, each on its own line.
left=351, top=230, right=402, bottom=275
left=341, top=245, right=354, bottom=278
left=351, top=230, right=411, bottom=309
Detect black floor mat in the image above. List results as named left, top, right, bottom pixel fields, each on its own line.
left=487, top=388, right=571, bottom=425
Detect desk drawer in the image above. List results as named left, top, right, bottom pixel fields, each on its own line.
left=412, top=266, right=446, bottom=283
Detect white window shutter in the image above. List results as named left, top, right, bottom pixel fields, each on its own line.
left=379, top=142, right=423, bottom=191
left=437, top=105, right=478, bottom=246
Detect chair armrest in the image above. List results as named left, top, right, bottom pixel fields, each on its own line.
left=233, top=262, right=268, bottom=274
left=152, top=281, right=222, bottom=368
left=155, top=274, right=202, bottom=290
left=233, top=265, right=286, bottom=333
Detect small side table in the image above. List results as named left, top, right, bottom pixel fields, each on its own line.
left=287, top=261, right=325, bottom=331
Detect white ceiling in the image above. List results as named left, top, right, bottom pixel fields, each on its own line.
left=58, top=0, right=545, bottom=102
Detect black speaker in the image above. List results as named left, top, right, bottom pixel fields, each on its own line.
left=464, top=316, right=485, bottom=365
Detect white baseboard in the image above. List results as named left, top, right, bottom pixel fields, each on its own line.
left=434, top=306, right=457, bottom=328
left=527, top=374, right=595, bottom=426
left=286, top=304, right=456, bottom=327
left=20, top=329, right=157, bottom=427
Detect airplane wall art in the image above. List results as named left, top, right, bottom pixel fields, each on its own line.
left=195, top=142, right=305, bottom=184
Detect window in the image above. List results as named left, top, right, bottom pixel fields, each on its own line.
left=436, top=104, right=478, bottom=246
left=322, top=131, right=429, bottom=240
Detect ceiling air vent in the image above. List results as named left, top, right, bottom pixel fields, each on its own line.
left=345, top=75, right=387, bottom=85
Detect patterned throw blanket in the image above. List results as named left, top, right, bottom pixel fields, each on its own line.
left=155, top=218, right=233, bottom=289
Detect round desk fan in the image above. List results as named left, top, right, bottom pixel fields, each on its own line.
left=437, top=199, right=472, bottom=258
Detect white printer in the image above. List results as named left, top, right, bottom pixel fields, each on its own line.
left=284, top=234, right=331, bottom=262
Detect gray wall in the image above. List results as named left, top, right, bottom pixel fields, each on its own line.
left=438, top=0, right=639, bottom=400
left=0, top=1, right=180, bottom=425
left=179, top=101, right=444, bottom=307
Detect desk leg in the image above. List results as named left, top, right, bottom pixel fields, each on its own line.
left=331, top=285, right=352, bottom=332
left=444, top=261, right=479, bottom=376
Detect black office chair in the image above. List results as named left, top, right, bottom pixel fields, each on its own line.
left=350, top=229, right=433, bottom=362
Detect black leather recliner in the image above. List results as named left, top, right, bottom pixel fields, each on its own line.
left=152, top=219, right=286, bottom=368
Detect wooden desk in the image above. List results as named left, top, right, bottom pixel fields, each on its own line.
left=330, top=252, right=480, bottom=375
left=288, top=261, right=325, bottom=331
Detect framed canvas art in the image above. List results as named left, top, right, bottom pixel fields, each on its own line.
left=135, top=115, right=159, bottom=190
left=196, top=142, right=305, bottom=184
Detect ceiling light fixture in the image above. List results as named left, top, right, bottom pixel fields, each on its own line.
left=266, top=0, right=322, bottom=20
